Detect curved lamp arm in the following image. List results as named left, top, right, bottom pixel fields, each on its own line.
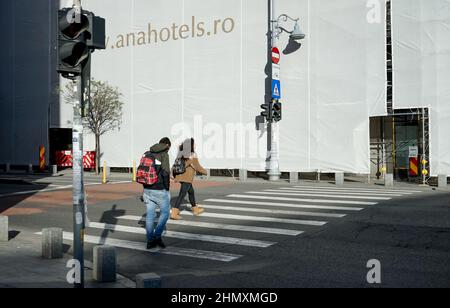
left=276, top=14, right=299, bottom=24
left=271, top=14, right=301, bottom=39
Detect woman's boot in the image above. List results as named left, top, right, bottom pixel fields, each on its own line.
left=170, top=208, right=182, bottom=220
left=192, top=205, right=205, bottom=216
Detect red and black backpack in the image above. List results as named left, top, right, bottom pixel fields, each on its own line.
left=136, top=151, right=161, bottom=185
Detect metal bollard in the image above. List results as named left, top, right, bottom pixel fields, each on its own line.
left=132, top=160, right=137, bottom=182
left=102, top=162, right=107, bottom=184
left=51, top=165, right=58, bottom=175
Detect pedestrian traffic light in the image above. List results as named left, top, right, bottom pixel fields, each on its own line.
left=57, top=8, right=90, bottom=78
left=272, top=101, right=282, bottom=122
left=57, top=8, right=106, bottom=79
left=261, top=102, right=272, bottom=122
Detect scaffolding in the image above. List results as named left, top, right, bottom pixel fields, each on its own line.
left=369, top=1, right=431, bottom=183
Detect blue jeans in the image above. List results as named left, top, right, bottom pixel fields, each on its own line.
left=143, top=189, right=170, bottom=241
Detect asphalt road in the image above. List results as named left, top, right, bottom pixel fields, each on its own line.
left=1, top=176, right=449, bottom=288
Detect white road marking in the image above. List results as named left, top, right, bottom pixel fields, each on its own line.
left=228, top=194, right=376, bottom=206
left=88, top=222, right=276, bottom=248
left=276, top=187, right=404, bottom=196
left=257, top=190, right=391, bottom=200
left=35, top=231, right=242, bottom=262
left=200, top=204, right=346, bottom=218
left=180, top=211, right=327, bottom=226
left=0, top=185, right=73, bottom=198
left=293, top=185, right=421, bottom=193
left=119, top=215, right=303, bottom=236
left=206, top=198, right=364, bottom=211
left=0, top=181, right=133, bottom=198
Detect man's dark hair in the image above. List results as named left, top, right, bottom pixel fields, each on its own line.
left=159, top=137, right=171, bottom=147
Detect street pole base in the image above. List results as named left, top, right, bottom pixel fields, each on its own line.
left=268, top=173, right=281, bottom=182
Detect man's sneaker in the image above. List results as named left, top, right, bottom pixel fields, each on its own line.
left=156, top=238, right=166, bottom=249
left=147, top=239, right=157, bottom=250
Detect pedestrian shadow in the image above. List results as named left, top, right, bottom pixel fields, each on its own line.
left=98, top=204, right=126, bottom=245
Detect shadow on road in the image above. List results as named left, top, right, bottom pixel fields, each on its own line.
left=98, top=204, right=125, bottom=244
left=0, top=179, right=51, bottom=216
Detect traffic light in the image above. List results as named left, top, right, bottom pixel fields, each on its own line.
left=261, top=102, right=272, bottom=122
left=57, top=8, right=90, bottom=78
left=272, top=101, right=282, bottom=122
left=57, top=8, right=106, bottom=78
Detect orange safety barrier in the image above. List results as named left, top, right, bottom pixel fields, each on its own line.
left=39, top=145, right=46, bottom=171
left=409, top=157, right=419, bottom=177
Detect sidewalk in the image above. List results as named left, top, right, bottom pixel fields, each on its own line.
left=0, top=231, right=135, bottom=288
left=0, top=167, right=440, bottom=190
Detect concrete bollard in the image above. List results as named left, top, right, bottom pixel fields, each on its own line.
left=206, top=169, right=211, bottom=179
left=41, top=228, right=63, bottom=259
left=5, top=163, right=10, bottom=172
left=385, top=174, right=394, bottom=187
left=335, top=172, right=344, bottom=186
left=28, top=164, right=33, bottom=173
left=438, top=175, right=448, bottom=188
left=0, top=216, right=8, bottom=242
left=239, top=169, right=247, bottom=182
left=51, top=165, right=58, bottom=175
left=290, top=172, right=299, bottom=184
left=136, top=273, right=162, bottom=288
left=93, top=245, right=117, bottom=282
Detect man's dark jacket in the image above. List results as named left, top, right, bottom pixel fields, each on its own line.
left=143, top=143, right=170, bottom=191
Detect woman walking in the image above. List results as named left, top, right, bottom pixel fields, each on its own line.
left=171, top=138, right=208, bottom=220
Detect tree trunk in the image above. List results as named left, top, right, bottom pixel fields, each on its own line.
left=95, top=134, right=100, bottom=175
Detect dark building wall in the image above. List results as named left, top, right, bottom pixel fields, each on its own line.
left=0, top=0, right=59, bottom=166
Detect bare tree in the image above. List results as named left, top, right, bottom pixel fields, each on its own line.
left=65, top=79, right=123, bottom=174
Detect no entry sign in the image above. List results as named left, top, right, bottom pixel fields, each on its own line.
left=272, top=47, right=280, bottom=64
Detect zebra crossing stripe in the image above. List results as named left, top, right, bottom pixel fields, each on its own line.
left=276, top=187, right=404, bottom=197
left=200, top=204, right=346, bottom=218
left=258, top=190, right=391, bottom=201
left=293, top=185, right=420, bottom=193
left=207, top=198, right=364, bottom=211
left=119, top=215, right=304, bottom=236
left=228, top=194, right=376, bottom=206
left=180, top=211, right=327, bottom=226
left=35, top=231, right=242, bottom=262
left=88, top=222, right=276, bottom=248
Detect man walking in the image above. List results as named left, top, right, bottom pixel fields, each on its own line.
left=141, top=137, right=172, bottom=249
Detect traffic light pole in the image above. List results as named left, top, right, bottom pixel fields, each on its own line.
left=72, top=75, right=85, bottom=289
left=72, top=0, right=85, bottom=289
left=268, top=0, right=281, bottom=181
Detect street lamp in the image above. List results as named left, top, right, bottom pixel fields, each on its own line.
left=273, top=14, right=306, bottom=41
left=267, top=1, right=305, bottom=181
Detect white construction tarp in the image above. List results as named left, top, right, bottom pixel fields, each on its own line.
left=392, top=0, right=450, bottom=176
left=56, top=0, right=387, bottom=173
